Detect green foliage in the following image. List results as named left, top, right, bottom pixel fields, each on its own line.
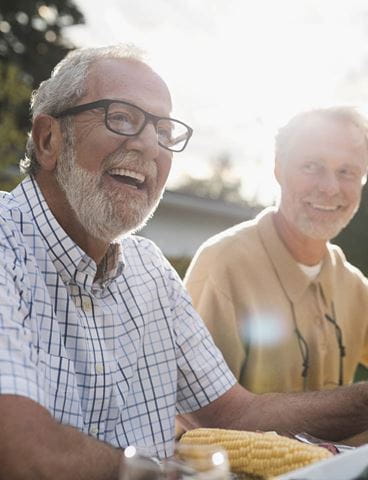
left=0, top=0, right=83, bottom=190
left=333, top=182, right=368, bottom=276
left=0, top=0, right=84, bottom=86
left=168, top=256, right=191, bottom=279
left=354, top=363, right=368, bottom=382
left=323, top=184, right=368, bottom=384
left=0, top=62, right=31, bottom=189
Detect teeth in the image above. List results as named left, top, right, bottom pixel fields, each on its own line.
left=108, top=168, right=145, bottom=183
left=311, top=204, right=340, bottom=211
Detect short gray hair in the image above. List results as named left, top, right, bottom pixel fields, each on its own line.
left=21, top=44, right=147, bottom=175
left=275, top=106, right=368, bottom=161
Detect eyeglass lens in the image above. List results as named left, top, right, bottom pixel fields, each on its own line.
left=106, top=102, right=190, bottom=151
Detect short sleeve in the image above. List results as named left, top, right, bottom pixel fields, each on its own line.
left=160, top=255, right=236, bottom=414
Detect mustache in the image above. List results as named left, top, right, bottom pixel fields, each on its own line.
left=104, top=150, right=157, bottom=177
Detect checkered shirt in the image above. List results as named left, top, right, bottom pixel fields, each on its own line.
left=0, top=176, right=236, bottom=458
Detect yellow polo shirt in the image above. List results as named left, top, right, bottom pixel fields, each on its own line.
left=184, top=207, right=368, bottom=393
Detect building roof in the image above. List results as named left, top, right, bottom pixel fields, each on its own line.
left=161, top=189, right=260, bottom=221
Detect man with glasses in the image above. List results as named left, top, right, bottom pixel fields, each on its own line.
left=185, top=107, right=368, bottom=397
left=0, top=46, right=368, bottom=479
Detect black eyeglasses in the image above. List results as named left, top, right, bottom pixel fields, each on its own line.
left=53, top=99, right=193, bottom=153
left=291, top=300, right=345, bottom=391
left=325, top=302, right=346, bottom=388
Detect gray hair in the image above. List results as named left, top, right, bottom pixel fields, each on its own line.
left=21, top=44, right=147, bottom=175
left=275, top=106, right=368, bottom=161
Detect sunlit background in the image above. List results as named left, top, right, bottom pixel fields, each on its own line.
left=60, top=0, right=368, bottom=205
left=2, top=1, right=368, bottom=380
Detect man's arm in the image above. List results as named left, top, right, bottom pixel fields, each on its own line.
left=0, top=395, right=122, bottom=480
left=178, top=382, right=368, bottom=441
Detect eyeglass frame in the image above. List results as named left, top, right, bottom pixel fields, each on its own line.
left=52, top=98, right=193, bottom=153
left=291, top=299, right=346, bottom=391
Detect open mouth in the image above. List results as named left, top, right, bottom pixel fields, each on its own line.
left=307, top=202, right=343, bottom=212
left=107, top=168, right=145, bottom=189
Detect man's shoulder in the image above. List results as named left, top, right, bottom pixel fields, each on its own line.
left=0, top=181, right=30, bottom=219
left=0, top=185, right=38, bottom=256
left=327, top=242, right=368, bottom=286
left=122, top=234, right=161, bottom=254
left=0, top=188, right=16, bottom=213
left=0, top=189, right=24, bottom=234
left=121, top=234, right=168, bottom=268
left=195, top=207, right=270, bottom=258
left=184, top=209, right=272, bottom=286
left=122, top=235, right=184, bottom=295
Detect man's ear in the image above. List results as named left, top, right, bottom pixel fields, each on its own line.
left=32, top=114, right=62, bottom=171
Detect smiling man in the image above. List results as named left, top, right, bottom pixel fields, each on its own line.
left=31, top=52, right=179, bottom=262
left=185, top=107, right=368, bottom=394
left=1, top=49, right=368, bottom=480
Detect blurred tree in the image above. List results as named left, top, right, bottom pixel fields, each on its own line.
left=0, top=62, right=31, bottom=189
left=175, top=152, right=246, bottom=204
left=0, top=0, right=84, bottom=189
left=333, top=181, right=368, bottom=276
left=168, top=256, right=191, bottom=280
left=333, top=181, right=368, bottom=381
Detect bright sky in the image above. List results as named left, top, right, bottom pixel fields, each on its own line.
left=65, top=0, right=368, bottom=205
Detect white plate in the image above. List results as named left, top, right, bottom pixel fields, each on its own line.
left=276, top=444, right=368, bottom=480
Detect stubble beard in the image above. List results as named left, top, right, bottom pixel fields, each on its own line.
left=283, top=195, right=358, bottom=240
left=55, top=127, right=163, bottom=243
left=294, top=213, right=350, bottom=240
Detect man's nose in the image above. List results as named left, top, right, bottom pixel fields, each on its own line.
left=317, top=171, right=340, bottom=195
left=124, top=121, right=160, bottom=158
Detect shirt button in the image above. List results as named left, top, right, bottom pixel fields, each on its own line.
left=82, top=297, right=92, bottom=311
left=90, top=426, right=98, bottom=436
left=96, top=364, right=104, bottom=374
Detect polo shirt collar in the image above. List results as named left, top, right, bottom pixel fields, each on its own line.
left=14, top=176, right=124, bottom=290
left=316, top=249, right=334, bottom=310
left=257, top=207, right=331, bottom=304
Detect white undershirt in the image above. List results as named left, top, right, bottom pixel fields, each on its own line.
left=298, top=262, right=322, bottom=280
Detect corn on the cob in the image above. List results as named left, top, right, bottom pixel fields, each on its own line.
left=180, top=428, right=332, bottom=478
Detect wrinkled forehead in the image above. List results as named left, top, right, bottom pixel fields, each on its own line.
left=85, top=57, right=172, bottom=115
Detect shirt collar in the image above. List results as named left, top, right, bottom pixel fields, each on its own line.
left=257, top=207, right=325, bottom=303
left=13, top=176, right=124, bottom=290
left=94, top=242, right=125, bottom=289
left=316, top=249, right=334, bottom=309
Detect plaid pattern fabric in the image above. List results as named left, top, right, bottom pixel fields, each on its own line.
left=0, top=176, right=236, bottom=458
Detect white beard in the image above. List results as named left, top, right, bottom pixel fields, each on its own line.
left=281, top=192, right=359, bottom=240
left=292, top=210, right=353, bottom=240
left=55, top=128, right=163, bottom=242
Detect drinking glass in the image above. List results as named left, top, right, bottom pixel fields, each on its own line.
left=164, top=443, right=230, bottom=480
left=119, top=443, right=230, bottom=480
left=119, top=445, right=162, bottom=480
